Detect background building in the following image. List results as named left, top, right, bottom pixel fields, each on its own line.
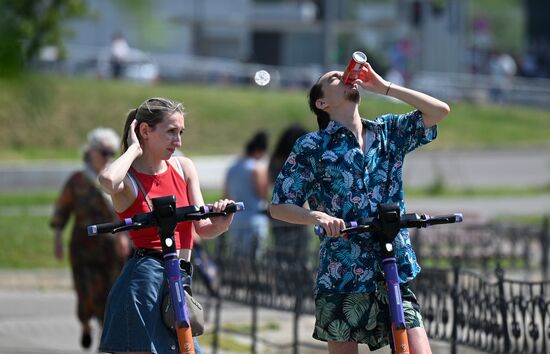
left=61, top=0, right=470, bottom=82
left=54, top=0, right=550, bottom=106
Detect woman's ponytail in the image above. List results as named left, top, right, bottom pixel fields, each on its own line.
left=122, top=108, right=138, bottom=152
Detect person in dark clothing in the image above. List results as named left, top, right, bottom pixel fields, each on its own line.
left=268, top=124, right=311, bottom=263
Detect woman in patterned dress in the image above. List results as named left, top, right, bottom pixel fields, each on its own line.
left=50, top=127, right=131, bottom=349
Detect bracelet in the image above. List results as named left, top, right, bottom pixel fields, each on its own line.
left=385, top=82, right=392, bottom=95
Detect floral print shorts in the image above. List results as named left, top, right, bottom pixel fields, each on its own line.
left=313, top=283, right=423, bottom=351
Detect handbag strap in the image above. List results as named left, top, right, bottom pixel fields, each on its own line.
left=127, top=169, right=153, bottom=211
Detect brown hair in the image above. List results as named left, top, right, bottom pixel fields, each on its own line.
left=308, top=82, right=330, bottom=129
left=121, top=97, right=184, bottom=151
left=268, top=124, right=307, bottom=183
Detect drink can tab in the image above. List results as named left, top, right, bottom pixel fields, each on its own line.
left=352, top=51, right=367, bottom=64
left=343, top=51, right=367, bottom=84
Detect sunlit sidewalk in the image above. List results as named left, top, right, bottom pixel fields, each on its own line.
left=0, top=270, right=487, bottom=354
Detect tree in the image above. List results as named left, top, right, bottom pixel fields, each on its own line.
left=0, top=0, right=88, bottom=77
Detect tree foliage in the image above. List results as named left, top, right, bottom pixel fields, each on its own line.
left=0, top=0, right=88, bottom=77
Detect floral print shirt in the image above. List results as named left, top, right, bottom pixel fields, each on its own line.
left=271, top=110, right=437, bottom=295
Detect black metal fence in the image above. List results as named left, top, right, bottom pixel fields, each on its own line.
left=415, top=266, right=550, bottom=354
left=192, top=217, right=550, bottom=354
left=411, top=218, right=550, bottom=276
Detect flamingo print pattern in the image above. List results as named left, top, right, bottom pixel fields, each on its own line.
left=272, top=110, right=437, bottom=294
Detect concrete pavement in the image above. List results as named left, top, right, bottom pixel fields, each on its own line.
left=1, top=148, right=550, bottom=192
left=404, top=148, right=550, bottom=188
left=0, top=270, right=485, bottom=354
left=407, top=194, right=550, bottom=219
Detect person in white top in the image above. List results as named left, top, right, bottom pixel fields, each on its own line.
left=110, top=32, right=130, bottom=78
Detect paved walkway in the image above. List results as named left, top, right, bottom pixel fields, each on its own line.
left=0, top=270, right=485, bottom=354
left=1, top=148, right=549, bottom=192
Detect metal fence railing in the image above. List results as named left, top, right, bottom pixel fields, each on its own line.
left=414, top=266, right=550, bottom=354
left=411, top=218, right=550, bottom=277
left=410, top=71, right=550, bottom=107
left=191, top=218, right=550, bottom=354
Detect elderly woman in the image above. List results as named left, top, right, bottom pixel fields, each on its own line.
left=50, top=127, right=131, bottom=349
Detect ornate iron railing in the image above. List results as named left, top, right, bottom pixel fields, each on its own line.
left=191, top=218, right=550, bottom=354
left=414, top=266, right=550, bottom=354
left=411, top=220, right=548, bottom=275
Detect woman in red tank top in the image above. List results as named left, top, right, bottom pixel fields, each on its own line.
left=97, top=97, right=234, bottom=354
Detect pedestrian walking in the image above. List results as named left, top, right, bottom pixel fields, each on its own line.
left=50, top=127, right=131, bottom=349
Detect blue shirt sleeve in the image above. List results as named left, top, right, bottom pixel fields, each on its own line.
left=382, top=110, right=437, bottom=155
left=271, top=137, right=314, bottom=207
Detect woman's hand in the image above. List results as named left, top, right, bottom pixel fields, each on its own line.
left=127, top=119, right=143, bottom=156
left=115, top=234, right=131, bottom=259
left=209, top=198, right=235, bottom=231
left=98, top=119, right=143, bottom=198
left=54, top=229, right=64, bottom=260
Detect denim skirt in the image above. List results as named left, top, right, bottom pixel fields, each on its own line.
left=99, top=255, right=202, bottom=354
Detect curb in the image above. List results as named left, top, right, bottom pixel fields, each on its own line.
left=0, top=269, right=72, bottom=290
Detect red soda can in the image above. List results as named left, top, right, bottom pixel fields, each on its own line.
left=342, top=51, right=367, bottom=85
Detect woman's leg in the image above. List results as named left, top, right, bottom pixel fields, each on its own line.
left=80, top=321, right=92, bottom=348
left=327, top=341, right=358, bottom=354
left=71, top=260, right=94, bottom=349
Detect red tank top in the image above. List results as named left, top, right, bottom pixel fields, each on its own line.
left=117, top=162, right=194, bottom=250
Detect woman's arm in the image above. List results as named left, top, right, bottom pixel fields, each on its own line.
left=356, top=63, right=450, bottom=128
left=98, top=144, right=141, bottom=194
left=50, top=177, right=74, bottom=260
left=98, top=120, right=142, bottom=212
left=179, top=156, right=234, bottom=239
left=53, top=228, right=64, bottom=260
left=251, top=162, right=268, bottom=200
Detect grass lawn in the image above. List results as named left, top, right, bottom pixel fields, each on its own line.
left=0, top=213, right=68, bottom=268
left=0, top=188, right=547, bottom=269
left=0, top=190, right=223, bottom=268
left=406, top=184, right=550, bottom=198
left=1, top=75, right=549, bottom=160
left=1, top=74, right=549, bottom=269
